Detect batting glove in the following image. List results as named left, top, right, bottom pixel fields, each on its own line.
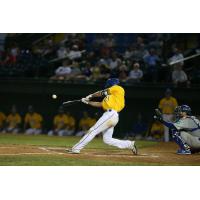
left=85, top=94, right=92, bottom=100
left=81, top=98, right=89, bottom=104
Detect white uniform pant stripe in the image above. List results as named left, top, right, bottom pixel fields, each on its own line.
left=72, top=113, right=115, bottom=151
left=72, top=110, right=132, bottom=151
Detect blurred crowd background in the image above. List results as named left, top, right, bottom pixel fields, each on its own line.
left=0, top=33, right=200, bottom=141
left=0, top=33, right=200, bottom=86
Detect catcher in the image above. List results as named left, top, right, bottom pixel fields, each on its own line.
left=67, top=78, right=137, bottom=154
left=154, top=105, right=200, bottom=155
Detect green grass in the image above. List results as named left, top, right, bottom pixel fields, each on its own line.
left=0, top=155, right=161, bottom=166
left=0, top=134, right=156, bottom=149
left=0, top=134, right=157, bottom=166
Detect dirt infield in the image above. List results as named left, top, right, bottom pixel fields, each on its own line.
left=0, top=142, right=200, bottom=165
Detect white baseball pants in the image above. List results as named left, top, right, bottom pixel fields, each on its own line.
left=181, top=131, right=200, bottom=149
left=163, top=114, right=173, bottom=142
left=72, top=110, right=133, bottom=152
left=25, top=128, right=42, bottom=135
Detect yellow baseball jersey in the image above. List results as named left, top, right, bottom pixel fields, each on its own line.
left=159, top=97, right=178, bottom=114
left=54, top=114, right=68, bottom=129
left=102, top=85, right=125, bottom=112
left=151, top=122, right=164, bottom=134
left=79, top=117, right=96, bottom=129
left=68, top=116, right=75, bottom=128
left=25, top=113, right=43, bottom=129
left=0, top=112, right=6, bottom=127
left=7, top=113, right=22, bottom=128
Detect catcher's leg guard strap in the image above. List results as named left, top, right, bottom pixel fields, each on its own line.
left=171, top=130, right=190, bottom=150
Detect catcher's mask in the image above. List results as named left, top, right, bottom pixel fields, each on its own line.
left=174, top=105, right=192, bottom=120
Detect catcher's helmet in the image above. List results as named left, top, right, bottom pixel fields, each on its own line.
left=105, top=78, right=120, bottom=88
left=174, top=105, right=192, bottom=118
left=180, top=105, right=192, bottom=115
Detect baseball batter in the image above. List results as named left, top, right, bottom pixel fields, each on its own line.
left=67, top=78, right=137, bottom=154
left=154, top=105, right=200, bottom=155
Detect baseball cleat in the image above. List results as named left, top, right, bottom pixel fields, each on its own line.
left=131, top=141, right=138, bottom=155
left=176, top=149, right=191, bottom=155
left=66, top=149, right=80, bottom=154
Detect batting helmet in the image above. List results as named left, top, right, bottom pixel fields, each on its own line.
left=105, top=78, right=120, bottom=88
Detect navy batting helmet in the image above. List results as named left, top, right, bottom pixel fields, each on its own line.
left=105, top=78, right=120, bottom=88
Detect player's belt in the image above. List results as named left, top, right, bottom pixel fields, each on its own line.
left=107, top=109, right=118, bottom=113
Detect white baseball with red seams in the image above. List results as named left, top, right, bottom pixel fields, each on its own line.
left=72, top=109, right=133, bottom=152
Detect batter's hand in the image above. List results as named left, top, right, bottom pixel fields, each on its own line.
left=85, top=94, right=92, bottom=100
left=81, top=98, right=89, bottom=104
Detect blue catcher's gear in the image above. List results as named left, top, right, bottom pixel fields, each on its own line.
left=177, top=149, right=191, bottom=155
left=174, top=105, right=192, bottom=120
left=171, top=129, right=191, bottom=153
left=180, top=105, right=192, bottom=115
left=105, top=78, right=120, bottom=88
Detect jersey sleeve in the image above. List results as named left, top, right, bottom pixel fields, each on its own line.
left=108, top=85, right=118, bottom=95
left=173, top=98, right=178, bottom=108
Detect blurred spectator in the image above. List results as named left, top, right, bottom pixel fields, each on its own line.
left=136, top=36, right=145, bottom=48
left=108, top=53, right=121, bottom=70
left=0, top=111, right=6, bottom=132
left=65, top=112, right=76, bottom=135
left=124, top=46, right=134, bottom=59
left=168, top=47, right=184, bottom=67
left=148, top=121, right=164, bottom=141
left=79, top=61, right=92, bottom=80
left=118, top=62, right=128, bottom=82
left=76, top=111, right=96, bottom=136
left=57, top=44, right=68, bottom=59
left=68, top=61, right=82, bottom=80
left=51, top=60, right=72, bottom=80
left=48, top=106, right=69, bottom=136
left=90, top=65, right=101, bottom=81
left=127, top=113, right=147, bottom=139
left=158, top=88, right=178, bottom=142
left=104, top=34, right=115, bottom=48
left=3, top=105, right=21, bottom=134
left=10, top=43, right=20, bottom=63
left=143, top=48, right=160, bottom=82
left=172, top=64, right=190, bottom=87
left=68, top=45, right=84, bottom=60
left=127, top=62, right=143, bottom=83
left=24, top=105, right=43, bottom=135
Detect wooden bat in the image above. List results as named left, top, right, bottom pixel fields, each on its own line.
left=62, top=99, right=81, bottom=107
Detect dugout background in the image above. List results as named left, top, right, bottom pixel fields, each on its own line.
left=0, top=79, right=200, bottom=138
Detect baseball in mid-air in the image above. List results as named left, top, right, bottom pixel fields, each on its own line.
left=52, top=94, right=57, bottom=99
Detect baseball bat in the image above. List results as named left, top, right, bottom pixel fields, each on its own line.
left=169, top=53, right=200, bottom=65
left=62, top=99, right=81, bottom=107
